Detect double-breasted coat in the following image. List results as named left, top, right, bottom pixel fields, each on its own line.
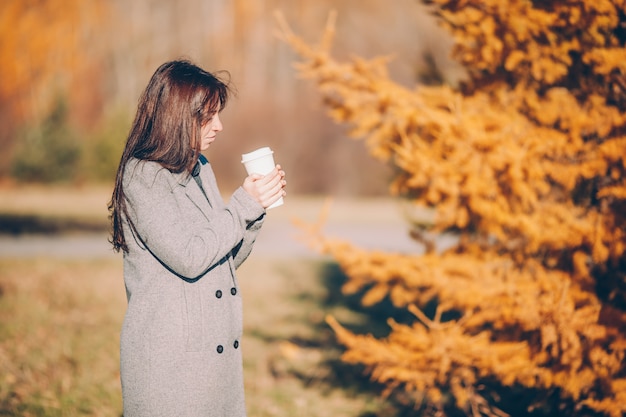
left=119, top=155, right=265, bottom=417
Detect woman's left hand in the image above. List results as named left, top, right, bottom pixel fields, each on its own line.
left=242, top=165, right=286, bottom=209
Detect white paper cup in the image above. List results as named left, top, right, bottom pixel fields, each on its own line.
left=241, top=147, right=283, bottom=209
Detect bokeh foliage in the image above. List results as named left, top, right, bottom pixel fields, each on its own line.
left=9, top=99, right=127, bottom=184
left=0, top=0, right=118, bottom=184
left=279, top=0, right=626, bottom=416
left=10, top=98, right=81, bottom=183
left=0, top=0, right=441, bottom=193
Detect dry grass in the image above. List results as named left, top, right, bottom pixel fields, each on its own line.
left=0, top=256, right=393, bottom=417
left=0, top=258, right=125, bottom=416
left=0, top=185, right=410, bottom=416
left=238, top=258, right=390, bottom=417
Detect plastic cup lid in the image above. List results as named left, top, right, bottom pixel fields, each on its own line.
left=241, top=147, right=273, bottom=163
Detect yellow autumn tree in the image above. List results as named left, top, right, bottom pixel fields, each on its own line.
left=277, top=1, right=626, bottom=416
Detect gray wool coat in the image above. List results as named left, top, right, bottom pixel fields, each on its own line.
left=120, top=155, right=265, bottom=417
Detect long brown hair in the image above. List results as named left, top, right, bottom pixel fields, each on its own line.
left=108, top=60, right=231, bottom=253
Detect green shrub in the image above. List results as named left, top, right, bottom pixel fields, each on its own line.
left=81, top=110, right=129, bottom=183
left=11, top=98, right=81, bottom=183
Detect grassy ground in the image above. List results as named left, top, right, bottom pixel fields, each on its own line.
left=0, top=256, right=395, bottom=417
left=0, top=185, right=401, bottom=417
left=0, top=258, right=124, bottom=416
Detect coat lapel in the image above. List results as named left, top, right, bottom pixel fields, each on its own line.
left=197, top=155, right=225, bottom=210
left=174, top=156, right=226, bottom=221
left=175, top=165, right=213, bottom=219
left=187, top=177, right=213, bottom=211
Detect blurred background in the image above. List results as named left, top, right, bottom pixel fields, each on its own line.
left=0, top=3, right=463, bottom=415
left=0, top=0, right=463, bottom=196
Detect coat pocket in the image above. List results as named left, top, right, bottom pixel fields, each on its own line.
left=182, top=283, right=205, bottom=352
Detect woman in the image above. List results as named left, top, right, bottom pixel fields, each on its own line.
left=108, top=60, right=286, bottom=417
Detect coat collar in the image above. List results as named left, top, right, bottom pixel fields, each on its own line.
left=183, top=154, right=215, bottom=211
left=174, top=154, right=209, bottom=187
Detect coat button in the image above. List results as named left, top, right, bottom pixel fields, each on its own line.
left=215, top=290, right=222, bottom=298
left=233, top=340, right=239, bottom=349
left=216, top=345, right=224, bottom=354
left=230, top=287, right=237, bottom=296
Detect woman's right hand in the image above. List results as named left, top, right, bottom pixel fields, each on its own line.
left=242, top=165, right=286, bottom=209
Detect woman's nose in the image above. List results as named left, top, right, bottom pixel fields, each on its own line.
left=213, top=114, right=223, bottom=131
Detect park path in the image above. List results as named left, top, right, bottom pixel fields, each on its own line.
left=0, top=197, right=455, bottom=259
